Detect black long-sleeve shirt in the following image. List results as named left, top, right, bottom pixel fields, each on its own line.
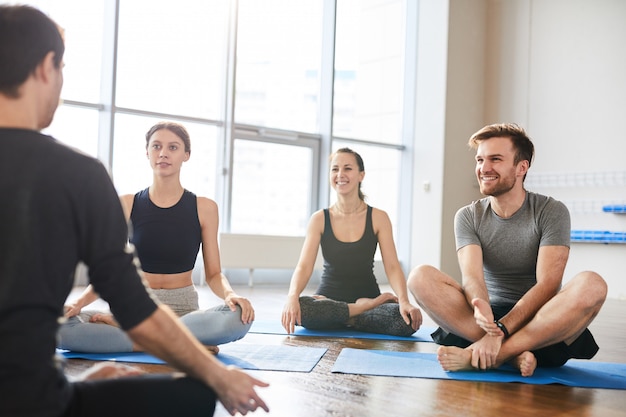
left=0, top=128, right=158, bottom=417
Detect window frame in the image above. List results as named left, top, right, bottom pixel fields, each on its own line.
left=37, top=0, right=418, bottom=270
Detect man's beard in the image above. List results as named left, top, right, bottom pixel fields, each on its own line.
left=479, top=174, right=516, bottom=197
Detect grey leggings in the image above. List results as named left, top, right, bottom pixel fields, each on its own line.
left=298, top=296, right=416, bottom=337
left=58, top=286, right=251, bottom=352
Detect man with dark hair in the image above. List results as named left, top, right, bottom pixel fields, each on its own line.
left=407, top=123, right=607, bottom=377
left=0, top=5, right=268, bottom=416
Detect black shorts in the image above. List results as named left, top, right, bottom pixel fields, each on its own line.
left=431, top=305, right=599, bottom=368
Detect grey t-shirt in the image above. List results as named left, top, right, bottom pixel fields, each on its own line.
left=455, top=192, right=571, bottom=306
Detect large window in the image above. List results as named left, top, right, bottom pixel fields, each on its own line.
left=30, top=0, right=105, bottom=157
left=331, top=0, right=407, bottom=245
left=334, top=0, right=406, bottom=144
left=26, top=0, right=416, bottom=264
left=230, top=137, right=316, bottom=235
left=44, top=105, right=100, bottom=158
left=232, top=0, right=324, bottom=234
left=28, top=0, right=105, bottom=104
left=116, top=0, right=229, bottom=119
left=236, top=0, right=323, bottom=133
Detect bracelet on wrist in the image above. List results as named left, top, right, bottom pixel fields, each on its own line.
left=494, top=319, right=509, bottom=338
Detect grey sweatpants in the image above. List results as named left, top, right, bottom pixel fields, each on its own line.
left=58, top=286, right=251, bottom=352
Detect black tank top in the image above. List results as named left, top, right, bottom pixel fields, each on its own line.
left=129, top=188, right=202, bottom=274
left=316, top=205, right=381, bottom=303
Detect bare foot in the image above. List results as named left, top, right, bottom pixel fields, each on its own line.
left=347, top=293, right=397, bottom=319
left=206, top=345, right=220, bottom=355
left=377, top=292, right=399, bottom=304
left=354, top=292, right=398, bottom=310
left=512, top=351, right=537, bottom=377
left=437, top=346, right=474, bottom=372
left=90, top=313, right=120, bottom=327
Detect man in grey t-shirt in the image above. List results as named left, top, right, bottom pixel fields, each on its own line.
left=407, top=123, right=606, bottom=376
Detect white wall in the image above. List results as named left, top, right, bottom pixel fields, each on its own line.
left=487, top=0, right=626, bottom=298
left=410, top=0, right=485, bottom=280
left=410, top=0, right=450, bottom=276
left=411, top=0, right=626, bottom=299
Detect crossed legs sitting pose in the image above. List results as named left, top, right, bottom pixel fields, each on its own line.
left=408, top=123, right=607, bottom=376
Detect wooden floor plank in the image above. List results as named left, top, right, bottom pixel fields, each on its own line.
left=63, top=285, right=626, bottom=417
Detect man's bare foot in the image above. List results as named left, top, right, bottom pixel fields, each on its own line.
left=206, top=345, right=219, bottom=355
left=437, top=346, right=474, bottom=371
left=511, top=351, right=537, bottom=377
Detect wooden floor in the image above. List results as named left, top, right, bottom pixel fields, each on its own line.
left=64, top=285, right=626, bottom=417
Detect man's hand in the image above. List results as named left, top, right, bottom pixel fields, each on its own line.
left=213, top=366, right=269, bottom=415
left=471, top=298, right=504, bottom=337
left=468, top=334, right=503, bottom=370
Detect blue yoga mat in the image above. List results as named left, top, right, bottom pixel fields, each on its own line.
left=58, top=344, right=327, bottom=373
left=249, top=320, right=435, bottom=342
left=331, top=348, right=626, bottom=389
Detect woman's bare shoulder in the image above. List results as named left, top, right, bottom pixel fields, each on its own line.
left=370, top=206, right=390, bottom=219
left=310, top=208, right=326, bottom=224
left=370, top=206, right=393, bottom=233
left=195, top=195, right=218, bottom=210
left=119, top=194, right=135, bottom=218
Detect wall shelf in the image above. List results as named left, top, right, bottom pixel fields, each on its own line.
left=570, top=230, right=626, bottom=244
left=603, top=205, right=626, bottom=214
left=525, top=170, right=626, bottom=188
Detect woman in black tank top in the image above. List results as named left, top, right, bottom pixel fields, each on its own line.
left=280, top=148, right=422, bottom=336
left=59, top=122, right=254, bottom=353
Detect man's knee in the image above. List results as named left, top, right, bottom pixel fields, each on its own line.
left=571, top=271, right=607, bottom=307
left=407, top=264, right=439, bottom=294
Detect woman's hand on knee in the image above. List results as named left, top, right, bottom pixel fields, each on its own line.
left=400, top=302, right=423, bottom=330
left=226, top=295, right=255, bottom=324
left=281, top=298, right=301, bottom=334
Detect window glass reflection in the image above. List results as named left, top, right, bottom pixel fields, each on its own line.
left=231, top=140, right=313, bottom=235
left=19, top=0, right=410, bottom=246
left=236, top=0, right=323, bottom=133
left=334, top=0, right=405, bottom=144
left=22, top=0, right=105, bottom=103
left=116, top=0, right=228, bottom=118
left=43, top=105, right=100, bottom=158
